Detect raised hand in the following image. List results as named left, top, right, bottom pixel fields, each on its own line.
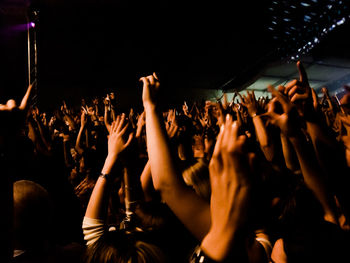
left=264, top=85, right=302, bottom=137
left=139, top=72, right=160, bottom=109
left=182, top=101, right=189, bottom=116
left=166, top=116, right=178, bottom=140
left=104, top=94, right=111, bottom=106
left=80, top=111, right=88, bottom=127
left=75, top=177, right=95, bottom=200
left=241, top=90, right=258, bottom=117
left=284, top=61, right=317, bottom=120
left=201, top=116, right=253, bottom=261
left=107, top=114, right=134, bottom=159
left=257, top=96, right=269, bottom=112
left=135, top=111, right=145, bottom=138
left=212, top=102, right=225, bottom=126
left=85, top=113, right=134, bottom=222
left=285, top=61, right=311, bottom=103
left=48, top=116, right=56, bottom=127
left=92, top=97, right=99, bottom=106
left=222, top=92, right=228, bottom=110
left=0, top=82, right=35, bottom=112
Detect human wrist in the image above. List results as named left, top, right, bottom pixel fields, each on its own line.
left=143, top=102, right=157, bottom=112
left=249, top=111, right=258, bottom=118
left=200, top=227, right=237, bottom=262
left=101, top=154, right=118, bottom=174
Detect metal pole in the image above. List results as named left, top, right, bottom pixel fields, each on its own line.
left=27, top=16, right=31, bottom=86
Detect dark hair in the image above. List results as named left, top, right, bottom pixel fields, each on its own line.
left=13, top=180, right=53, bottom=249
left=84, top=229, right=166, bottom=263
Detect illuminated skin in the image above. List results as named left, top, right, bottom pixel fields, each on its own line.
left=85, top=115, right=133, bottom=220
left=140, top=73, right=269, bottom=262
left=0, top=83, right=34, bottom=112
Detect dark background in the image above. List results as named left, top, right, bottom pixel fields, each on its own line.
left=1, top=0, right=350, bottom=110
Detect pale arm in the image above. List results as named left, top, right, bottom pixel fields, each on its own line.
left=141, top=74, right=211, bottom=241
left=85, top=116, right=133, bottom=220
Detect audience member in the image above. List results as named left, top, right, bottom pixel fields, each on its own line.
left=2, top=61, right=350, bottom=263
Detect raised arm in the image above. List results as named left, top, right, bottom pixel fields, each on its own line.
left=199, top=117, right=267, bottom=262
left=140, top=73, right=211, bottom=241
left=18, top=82, right=35, bottom=111
left=61, top=101, right=77, bottom=131
left=85, top=115, right=133, bottom=220
left=103, top=96, right=112, bottom=133
left=284, top=62, right=339, bottom=160
left=266, top=85, right=339, bottom=225
left=75, top=111, right=88, bottom=155
left=241, top=90, right=275, bottom=162
left=285, top=62, right=350, bottom=221
left=32, top=107, right=52, bottom=154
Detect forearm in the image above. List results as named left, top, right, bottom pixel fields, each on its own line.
left=136, top=124, right=143, bottom=139
left=19, top=83, right=34, bottom=110
left=306, top=121, right=336, bottom=150
left=75, top=125, right=85, bottom=154
left=85, top=176, right=110, bottom=220
left=144, top=105, right=179, bottom=191
left=84, top=128, right=89, bottom=148
left=140, top=160, right=156, bottom=201
left=290, top=133, right=338, bottom=224
left=104, top=106, right=111, bottom=133
left=280, top=133, right=300, bottom=172
left=306, top=120, right=347, bottom=177
left=252, top=116, right=274, bottom=161
left=252, top=116, right=269, bottom=146
left=145, top=104, right=211, bottom=240
left=85, top=155, right=115, bottom=220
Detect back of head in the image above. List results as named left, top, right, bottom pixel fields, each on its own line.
left=85, top=230, right=167, bottom=263
left=13, top=180, right=52, bottom=250
left=182, top=159, right=211, bottom=202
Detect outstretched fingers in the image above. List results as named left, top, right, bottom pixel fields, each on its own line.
left=212, top=124, right=225, bottom=160
left=297, top=60, right=309, bottom=86
left=116, top=114, right=126, bottom=133
left=268, top=85, right=291, bottom=114
left=124, top=132, right=134, bottom=148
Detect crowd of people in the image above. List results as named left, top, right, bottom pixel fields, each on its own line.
left=1, top=61, right=350, bottom=263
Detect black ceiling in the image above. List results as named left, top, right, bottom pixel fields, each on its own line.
left=1, top=0, right=350, bottom=109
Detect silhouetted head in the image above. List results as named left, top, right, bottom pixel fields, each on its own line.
left=182, top=159, right=211, bottom=202
left=85, top=229, right=166, bottom=263
left=13, top=180, right=53, bottom=250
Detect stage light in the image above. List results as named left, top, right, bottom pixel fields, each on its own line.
left=30, top=22, right=35, bottom=28
left=267, top=0, right=350, bottom=61
left=301, top=2, right=311, bottom=7
left=337, top=18, right=346, bottom=25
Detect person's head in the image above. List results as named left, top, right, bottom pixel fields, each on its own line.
left=182, top=159, right=211, bottom=202
left=13, top=180, right=53, bottom=250
left=85, top=229, right=166, bottom=263
left=174, top=114, right=195, bottom=161
left=340, top=92, right=350, bottom=114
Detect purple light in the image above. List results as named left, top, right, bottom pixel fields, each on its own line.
left=30, top=22, right=35, bottom=28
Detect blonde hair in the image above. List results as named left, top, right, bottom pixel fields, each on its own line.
left=182, top=159, right=211, bottom=202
